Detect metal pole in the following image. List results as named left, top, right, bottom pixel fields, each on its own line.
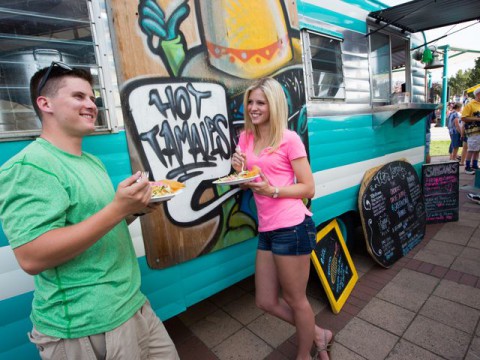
left=440, top=45, right=449, bottom=127
left=427, top=71, right=432, bottom=100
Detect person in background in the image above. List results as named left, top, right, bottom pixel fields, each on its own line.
left=460, top=126, right=468, bottom=166
left=425, top=110, right=435, bottom=164
left=463, top=91, right=470, bottom=106
left=434, top=106, right=442, bottom=127
left=448, top=103, right=463, bottom=162
left=0, top=63, right=179, bottom=359
left=462, top=87, right=480, bottom=175
left=232, top=77, right=334, bottom=360
left=445, top=102, right=453, bottom=123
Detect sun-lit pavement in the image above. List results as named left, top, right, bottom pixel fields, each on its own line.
left=431, top=124, right=450, bottom=141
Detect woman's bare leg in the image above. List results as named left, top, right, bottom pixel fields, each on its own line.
left=451, top=147, right=459, bottom=160
left=461, top=142, right=468, bottom=165
left=255, top=250, right=331, bottom=359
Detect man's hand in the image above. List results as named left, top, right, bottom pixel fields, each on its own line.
left=112, top=172, right=153, bottom=218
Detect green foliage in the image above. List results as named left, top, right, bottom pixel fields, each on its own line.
left=448, top=69, right=472, bottom=97
left=430, top=140, right=464, bottom=157
left=468, top=57, right=480, bottom=88
left=430, top=141, right=449, bottom=156
left=440, top=56, right=480, bottom=100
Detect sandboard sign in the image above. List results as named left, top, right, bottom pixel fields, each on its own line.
left=358, top=160, right=426, bottom=268
left=422, top=161, right=459, bottom=224
left=311, top=219, right=358, bottom=314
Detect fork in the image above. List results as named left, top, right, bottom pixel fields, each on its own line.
left=137, top=171, right=149, bottom=182
left=236, top=146, right=247, bottom=175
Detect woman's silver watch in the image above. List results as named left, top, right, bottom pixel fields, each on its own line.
left=272, top=187, right=279, bottom=198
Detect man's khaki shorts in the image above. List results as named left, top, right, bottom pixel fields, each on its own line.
left=28, top=301, right=179, bottom=360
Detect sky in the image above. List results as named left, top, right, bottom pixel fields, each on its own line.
left=382, top=0, right=480, bottom=83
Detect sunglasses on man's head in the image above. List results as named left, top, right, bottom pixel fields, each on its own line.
left=37, top=61, right=73, bottom=95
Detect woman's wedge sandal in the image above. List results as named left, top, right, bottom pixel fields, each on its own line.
left=313, top=330, right=334, bottom=359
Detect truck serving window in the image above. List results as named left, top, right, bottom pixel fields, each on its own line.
left=0, top=0, right=116, bottom=140
left=369, top=29, right=410, bottom=104
left=303, top=31, right=345, bottom=101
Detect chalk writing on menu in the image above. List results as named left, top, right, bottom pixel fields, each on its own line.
left=422, top=161, right=459, bottom=224
left=311, top=219, right=358, bottom=314
left=314, top=228, right=353, bottom=301
left=359, top=160, right=426, bottom=268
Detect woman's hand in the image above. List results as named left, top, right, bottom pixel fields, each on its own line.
left=232, top=146, right=246, bottom=173
left=244, top=172, right=274, bottom=196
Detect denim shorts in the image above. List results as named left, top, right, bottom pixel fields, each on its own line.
left=258, top=216, right=316, bottom=255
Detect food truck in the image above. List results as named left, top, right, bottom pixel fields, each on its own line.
left=0, top=0, right=439, bottom=357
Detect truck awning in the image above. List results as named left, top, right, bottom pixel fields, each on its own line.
left=369, top=0, right=480, bottom=33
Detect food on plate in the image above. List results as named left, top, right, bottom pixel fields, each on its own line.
left=150, top=179, right=185, bottom=197
left=243, top=165, right=260, bottom=178
left=215, top=165, right=261, bottom=183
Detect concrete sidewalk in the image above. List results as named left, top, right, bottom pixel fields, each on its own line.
left=431, top=125, right=450, bottom=141
left=163, top=156, right=480, bottom=360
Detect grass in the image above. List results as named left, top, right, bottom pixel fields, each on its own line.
left=430, top=140, right=464, bottom=157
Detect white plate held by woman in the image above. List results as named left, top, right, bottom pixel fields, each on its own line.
left=213, top=174, right=260, bottom=186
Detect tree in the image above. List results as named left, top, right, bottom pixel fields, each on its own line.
left=433, top=57, right=480, bottom=103
left=468, top=57, right=480, bottom=87
left=448, top=69, right=471, bottom=98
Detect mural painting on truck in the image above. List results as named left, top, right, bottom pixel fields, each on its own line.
left=0, top=0, right=436, bottom=358
left=120, top=0, right=307, bottom=268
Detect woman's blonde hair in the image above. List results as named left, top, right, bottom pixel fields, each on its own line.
left=243, top=77, right=288, bottom=151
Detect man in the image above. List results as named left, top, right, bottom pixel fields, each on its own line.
left=462, top=87, right=480, bottom=175
left=0, top=63, right=179, bottom=359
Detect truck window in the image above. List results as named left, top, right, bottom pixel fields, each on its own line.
left=0, top=0, right=117, bottom=139
left=302, top=31, right=345, bottom=101
left=369, top=29, right=410, bottom=105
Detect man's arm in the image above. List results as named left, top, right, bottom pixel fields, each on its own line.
left=462, top=116, right=480, bottom=123
left=454, top=116, right=461, bottom=133
left=461, top=104, right=477, bottom=123
left=13, top=173, right=152, bottom=275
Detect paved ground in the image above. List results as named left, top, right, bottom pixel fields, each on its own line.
left=431, top=125, right=450, bottom=141
left=163, top=155, right=480, bottom=360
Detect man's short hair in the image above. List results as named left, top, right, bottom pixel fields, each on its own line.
left=30, top=64, right=94, bottom=119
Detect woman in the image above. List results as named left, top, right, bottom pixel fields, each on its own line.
left=448, top=102, right=463, bottom=161
left=232, top=78, right=334, bottom=360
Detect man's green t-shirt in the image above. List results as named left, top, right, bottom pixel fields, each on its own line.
left=0, top=138, right=145, bottom=338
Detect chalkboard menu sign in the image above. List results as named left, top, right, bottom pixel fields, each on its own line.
left=311, top=219, right=358, bottom=314
left=422, top=161, right=459, bottom=224
left=358, top=160, right=426, bottom=268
